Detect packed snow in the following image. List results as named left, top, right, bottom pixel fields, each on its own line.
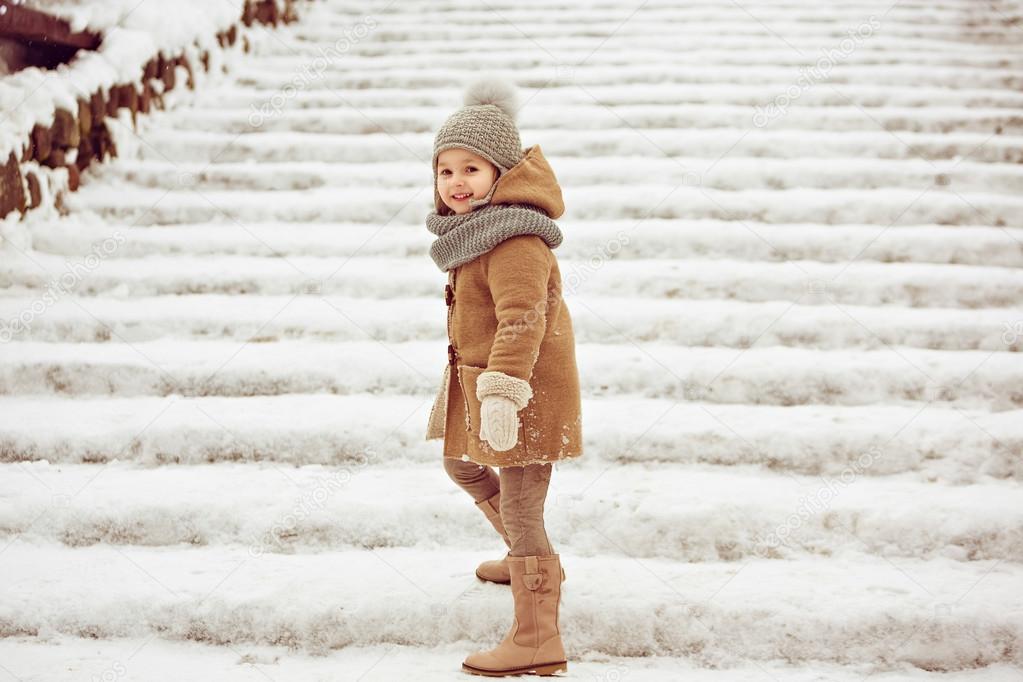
left=1, top=0, right=1022, bottom=678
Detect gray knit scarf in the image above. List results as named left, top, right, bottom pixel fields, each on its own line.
left=426, top=204, right=563, bottom=272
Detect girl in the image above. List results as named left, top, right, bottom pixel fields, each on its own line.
left=424, top=79, right=583, bottom=677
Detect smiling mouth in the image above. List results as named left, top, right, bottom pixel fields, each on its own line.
left=451, top=193, right=473, bottom=201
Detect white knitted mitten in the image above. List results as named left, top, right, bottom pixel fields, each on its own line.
left=479, top=395, right=519, bottom=451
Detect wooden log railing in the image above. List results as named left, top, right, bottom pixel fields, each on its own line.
left=1, top=0, right=298, bottom=220
left=0, top=0, right=102, bottom=70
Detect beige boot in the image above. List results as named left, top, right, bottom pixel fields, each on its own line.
left=474, top=493, right=512, bottom=584
left=462, top=554, right=568, bottom=677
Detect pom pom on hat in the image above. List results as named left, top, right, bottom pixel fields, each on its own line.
left=463, top=78, right=519, bottom=122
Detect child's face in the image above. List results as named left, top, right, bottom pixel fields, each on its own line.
left=436, top=149, right=498, bottom=214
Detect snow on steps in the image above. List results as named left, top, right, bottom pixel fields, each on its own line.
left=149, top=103, right=1023, bottom=135
left=225, top=62, right=1023, bottom=91
left=0, top=294, right=1018, bottom=351
left=1, top=340, right=1020, bottom=409
left=9, top=637, right=1011, bottom=682
left=3, top=0, right=1021, bottom=673
left=22, top=216, right=1023, bottom=269
left=62, top=182, right=1023, bottom=228
left=189, top=82, right=1023, bottom=109
left=312, top=5, right=1006, bottom=26
left=1, top=395, right=1019, bottom=481
left=243, top=47, right=1023, bottom=71
left=4, top=461, right=1022, bottom=562
left=123, top=128, right=1023, bottom=165
left=0, top=543, right=1019, bottom=669
left=4, top=252, right=1022, bottom=307
left=235, top=41, right=1023, bottom=68
left=70, top=156, right=1023, bottom=195
left=24, top=214, right=1023, bottom=269
left=292, top=24, right=1020, bottom=48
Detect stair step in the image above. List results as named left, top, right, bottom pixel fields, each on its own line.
left=27, top=214, right=1023, bottom=268
left=160, top=104, right=1023, bottom=136
left=124, top=128, right=1023, bottom=165
left=65, top=180, right=1023, bottom=227
left=6, top=636, right=958, bottom=682
left=1, top=293, right=1017, bottom=351
left=228, top=62, right=1023, bottom=91
left=5, top=252, right=1021, bottom=307
left=243, top=47, right=1023, bottom=70
left=1, top=339, right=1019, bottom=408
left=290, top=23, right=1020, bottom=48
left=1, top=395, right=1019, bottom=481
left=190, top=82, right=1023, bottom=110
left=82, top=156, right=1023, bottom=195
left=4, top=460, right=1020, bottom=562
left=0, top=543, right=1018, bottom=668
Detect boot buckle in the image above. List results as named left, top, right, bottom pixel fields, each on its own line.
left=523, top=573, right=542, bottom=591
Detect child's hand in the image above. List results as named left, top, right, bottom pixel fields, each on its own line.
left=479, top=395, right=519, bottom=451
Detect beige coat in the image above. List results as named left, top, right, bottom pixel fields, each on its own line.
left=425, top=145, right=583, bottom=467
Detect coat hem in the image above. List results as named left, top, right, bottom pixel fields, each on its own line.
left=443, top=450, right=583, bottom=468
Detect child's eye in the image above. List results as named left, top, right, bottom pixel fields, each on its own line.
left=466, top=166, right=477, bottom=173
left=439, top=169, right=451, bottom=176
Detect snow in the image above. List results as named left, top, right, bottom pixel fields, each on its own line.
left=0, top=395, right=1020, bottom=481
left=4, top=460, right=1022, bottom=561
left=111, top=126, right=1023, bottom=165
left=60, top=180, right=1023, bottom=227
left=1, top=0, right=1022, bottom=676
left=1, top=542, right=1020, bottom=667
left=154, top=102, right=1023, bottom=136
left=0, top=338, right=1020, bottom=411
left=59, top=154, right=1023, bottom=195
left=0, top=292, right=1019, bottom=351
left=7, top=638, right=1017, bottom=682
left=186, top=81, right=1023, bottom=109
left=4, top=250, right=1023, bottom=308
left=0, top=0, right=246, bottom=159
left=25, top=0, right=243, bottom=39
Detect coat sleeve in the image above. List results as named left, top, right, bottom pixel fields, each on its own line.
left=476, top=235, right=553, bottom=410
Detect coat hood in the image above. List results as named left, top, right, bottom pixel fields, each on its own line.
left=433, top=144, right=565, bottom=219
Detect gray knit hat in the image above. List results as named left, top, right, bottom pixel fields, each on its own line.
left=431, top=79, right=524, bottom=213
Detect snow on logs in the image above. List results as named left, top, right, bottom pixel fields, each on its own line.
left=0, top=0, right=299, bottom=221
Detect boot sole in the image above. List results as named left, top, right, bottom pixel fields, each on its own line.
left=462, top=661, right=568, bottom=676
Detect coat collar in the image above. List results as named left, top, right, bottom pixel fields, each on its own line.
left=433, top=144, right=565, bottom=219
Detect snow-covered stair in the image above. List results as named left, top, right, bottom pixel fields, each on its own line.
left=5, top=461, right=1023, bottom=561
left=3, top=544, right=1021, bottom=669
left=2, top=0, right=1022, bottom=677
left=1, top=395, right=1020, bottom=480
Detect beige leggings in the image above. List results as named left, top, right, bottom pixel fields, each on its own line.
left=444, top=458, right=554, bottom=557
